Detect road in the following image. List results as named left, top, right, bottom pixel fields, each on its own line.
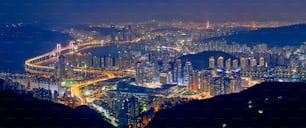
left=24, top=39, right=140, bottom=106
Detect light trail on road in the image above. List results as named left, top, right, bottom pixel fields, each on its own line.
left=24, top=39, right=140, bottom=106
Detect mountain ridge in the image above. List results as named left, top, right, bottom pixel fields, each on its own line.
left=204, top=24, right=306, bottom=46
left=148, top=82, right=306, bottom=128
left=0, top=89, right=114, bottom=128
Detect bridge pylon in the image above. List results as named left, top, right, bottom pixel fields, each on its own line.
left=56, top=43, right=61, bottom=57
left=69, top=40, right=75, bottom=52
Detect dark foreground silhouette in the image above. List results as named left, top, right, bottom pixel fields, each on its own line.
left=148, top=82, right=306, bottom=128
left=0, top=90, right=114, bottom=128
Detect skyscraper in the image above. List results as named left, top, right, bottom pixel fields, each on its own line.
left=128, top=96, right=139, bottom=127
left=162, top=50, right=170, bottom=72
left=240, top=57, right=248, bottom=71
left=143, top=63, right=155, bottom=84
left=84, top=52, right=92, bottom=69
left=199, top=71, right=211, bottom=95
left=135, top=62, right=144, bottom=85
left=226, top=58, right=231, bottom=71
left=209, top=56, right=215, bottom=69
left=159, top=72, right=170, bottom=85
left=177, top=59, right=183, bottom=85
left=232, top=59, right=238, bottom=69
left=135, top=61, right=155, bottom=85
left=67, top=64, right=74, bottom=79
left=55, top=55, right=66, bottom=80
left=251, top=58, right=257, bottom=68
left=259, top=57, right=265, bottom=67
left=118, top=51, right=123, bottom=70
left=92, top=56, right=100, bottom=69
left=123, top=50, right=131, bottom=69
left=231, top=70, right=242, bottom=93
left=100, top=56, right=105, bottom=69
left=217, top=56, right=224, bottom=68
left=188, top=70, right=199, bottom=91
left=173, top=59, right=182, bottom=83
left=183, top=61, right=193, bottom=85
left=106, top=54, right=114, bottom=70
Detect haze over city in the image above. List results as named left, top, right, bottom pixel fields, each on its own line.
left=0, top=1, right=306, bottom=128
left=1, top=0, right=306, bottom=24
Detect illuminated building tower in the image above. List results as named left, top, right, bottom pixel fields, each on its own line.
left=217, top=56, right=224, bottom=68
left=84, top=52, right=92, bottom=68
left=168, top=71, right=173, bottom=84
left=210, top=67, right=235, bottom=96
left=122, top=26, right=128, bottom=41
left=123, top=50, right=131, bottom=69
left=183, top=61, right=193, bottom=85
left=173, top=61, right=178, bottom=83
left=135, top=62, right=145, bottom=85
left=100, top=56, right=105, bottom=69
left=159, top=72, right=169, bottom=85
left=226, top=58, right=231, bottom=72
left=106, top=54, right=113, bottom=70
left=122, top=25, right=133, bottom=41
left=232, top=59, right=238, bottom=69
left=149, top=51, right=160, bottom=84
left=55, top=55, right=66, bottom=80
left=118, top=51, right=123, bottom=70
left=117, top=95, right=140, bottom=128
left=136, top=61, right=154, bottom=85
left=153, top=62, right=160, bottom=84
left=231, top=68, right=242, bottom=93
left=110, top=24, right=116, bottom=41
left=223, top=77, right=232, bottom=94
left=210, top=76, right=222, bottom=96
left=211, top=68, right=228, bottom=96
left=113, top=57, right=119, bottom=69
left=127, top=25, right=133, bottom=41
left=119, top=106, right=128, bottom=128
left=148, top=52, right=154, bottom=66
left=259, top=57, right=265, bottom=67
left=278, top=53, right=286, bottom=66
left=173, top=59, right=182, bottom=83
left=92, top=56, right=100, bottom=69
left=250, top=58, right=257, bottom=71
left=177, top=59, right=183, bottom=85
left=250, top=58, right=257, bottom=67
left=67, top=64, right=74, bottom=79
left=209, top=56, right=215, bottom=69
left=199, top=71, right=211, bottom=95
left=162, top=50, right=170, bottom=72
left=188, top=70, right=199, bottom=91
left=127, top=96, right=139, bottom=127
left=75, top=53, right=82, bottom=68
left=240, top=57, right=248, bottom=71
left=143, top=62, right=154, bottom=84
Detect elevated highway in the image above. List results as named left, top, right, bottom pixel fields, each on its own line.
left=25, top=40, right=102, bottom=75
left=24, top=39, right=139, bottom=105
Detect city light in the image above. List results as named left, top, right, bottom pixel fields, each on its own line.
left=1, top=12, right=305, bottom=128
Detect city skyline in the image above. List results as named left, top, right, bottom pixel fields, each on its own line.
left=0, top=1, right=306, bottom=128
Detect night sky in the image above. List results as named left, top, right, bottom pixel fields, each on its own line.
left=1, top=0, right=306, bottom=24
